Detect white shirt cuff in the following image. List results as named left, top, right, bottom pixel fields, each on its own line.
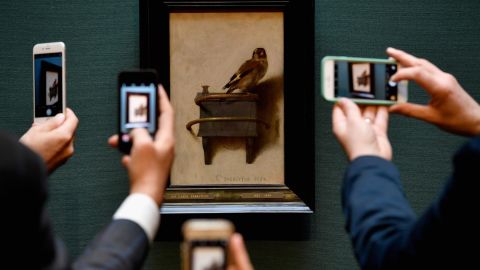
left=113, top=193, right=160, bottom=243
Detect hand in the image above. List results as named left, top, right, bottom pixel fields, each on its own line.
left=108, top=85, right=175, bottom=206
left=228, top=233, right=254, bottom=270
left=387, top=47, right=480, bottom=136
left=332, top=98, right=392, bottom=161
left=20, top=108, right=79, bottom=174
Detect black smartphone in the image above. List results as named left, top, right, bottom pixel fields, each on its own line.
left=118, top=70, right=159, bottom=154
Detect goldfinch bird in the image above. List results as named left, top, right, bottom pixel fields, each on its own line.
left=223, top=48, right=268, bottom=94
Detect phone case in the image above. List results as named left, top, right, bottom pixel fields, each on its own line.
left=32, top=42, right=66, bottom=122
left=321, top=56, right=408, bottom=105
left=181, top=219, right=233, bottom=270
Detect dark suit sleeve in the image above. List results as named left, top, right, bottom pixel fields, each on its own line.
left=0, top=132, right=68, bottom=269
left=342, top=138, right=480, bottom=270
left=72, top=219, right=149, bottom=270
left=342, top=156, right=416, bottom=270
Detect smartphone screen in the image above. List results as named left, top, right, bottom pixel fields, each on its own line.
left=190, top=240, right=227, bottom=270
left=334, top=61, right=399, bottom=101
left=34, top=52, right=63, bottom=117
left=118, top=71, right=158, bottom=153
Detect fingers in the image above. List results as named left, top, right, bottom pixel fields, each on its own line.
left=387, top=47, right=442, bottom=85
left=387, top=47, right=438, bottom=72
left=108, top=135, right=119, bottom=147
left=38, top=112, right=66, bottom=131
left=389, top=103, right=434, bottom=122
left=335, top=101, right=389, bottom=131
left=47, top=108, right=79, bottom=149
left=337, top=98, right=362, bottom=121
left=374, top=106, right=389, bottom=133
left=332, top=102, right=347, bottom=125
left=229, top=233, right=253, bottom=270
left=361, top=106, right=389, bottom=133
left=332, top=103, right=347, bottom=137
left=386, top=47, right=418, bottom=67
left=122, top=155, right=131, bottom=167
left=46, top=138, right=75, bottom=174
left=62, top=108, right=80, bottom=135
left=362, top=106, right=377, bottom=122
left=389, top=66, right=436, bottom=92
left=155, top=85, right=175, bottom=143
left=130, top=128, right=153, bottom=146
left=389, top=66, right=422, bottom=82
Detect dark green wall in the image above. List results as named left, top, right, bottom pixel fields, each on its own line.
left=1, top=1, right=478, bottom=269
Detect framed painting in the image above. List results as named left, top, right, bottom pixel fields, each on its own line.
left=140, top=0, right=314, bottom=214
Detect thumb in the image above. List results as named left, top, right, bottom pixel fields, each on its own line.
left=229, top=233, right=253, bottom=270
left=38, top=113, right=66, bottom=131
left=129, top=128, right=153, bottom=147
left=389, top=103, right=433, bottom=122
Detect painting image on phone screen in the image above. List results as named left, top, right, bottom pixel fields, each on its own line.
left=351, top=63, right=371, bottom=93
left=45, top=71, right=59, bottom=105
left=120, top=83, right=156, bottom=134
left=335, top=61, right=398, bottom=101
left=34, top=53, right=62, bottom=117
left=192, top=246, right=225, bottom=270
left=127, top=93, right=149, bottom=124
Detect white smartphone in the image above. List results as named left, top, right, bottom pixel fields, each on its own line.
left=181, top=219, right=234, bottom=270
left=33, top=42, right=66, bottom=123
left=322, top=56, right=408, bottom=105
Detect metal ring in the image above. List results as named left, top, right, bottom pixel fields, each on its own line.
left=194, top=93, right=259, bottom=105
left=186, top=117, right=270, bottom=132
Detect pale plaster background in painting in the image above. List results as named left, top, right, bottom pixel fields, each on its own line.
left=170, top=12, right=284, bottom=186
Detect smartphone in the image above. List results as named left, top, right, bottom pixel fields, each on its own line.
left=118, top=70, right=159, bottom=154
left=33, top=42, right=66, bottom=123
left=322, top=56, right=408, bottom=105
left=181, top=219, right=234, bottom=270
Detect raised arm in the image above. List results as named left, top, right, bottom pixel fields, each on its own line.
left=73, top=85, right=175, bottom=270
left=332, top=99, right=417, bottom=269
left=333, top=97, right=480, bottom=269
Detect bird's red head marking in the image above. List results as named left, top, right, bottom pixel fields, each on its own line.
left=253, top=48, right=267, bottom=59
